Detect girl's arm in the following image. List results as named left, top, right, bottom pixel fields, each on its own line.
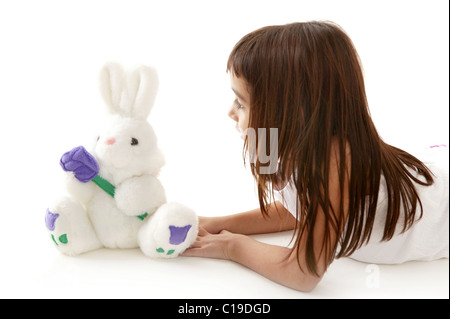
left=183, top=201, right=325, bottom=291
left=183, top=143, right=347, bottom=291
left=182, top=226, right=323, bottom=292
left=183, top=202, right=324, bottom=291
left=200, top=201, right=296, bottom=235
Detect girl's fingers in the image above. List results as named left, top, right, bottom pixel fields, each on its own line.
left=197, top=226, right=209, bottom=236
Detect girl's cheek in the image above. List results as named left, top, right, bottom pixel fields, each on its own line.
left=240, top=114, right=249, bottom=130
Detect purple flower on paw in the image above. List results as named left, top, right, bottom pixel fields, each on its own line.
left=45, top=209, right=59, bottom=231
left=60, top=146, right=99, bottom=183
left=169, top=225, right=192, bottom=245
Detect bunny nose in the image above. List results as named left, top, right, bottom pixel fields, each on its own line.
left=105, top=138, right=116, bottom=145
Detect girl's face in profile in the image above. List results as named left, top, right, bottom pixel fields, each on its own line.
left=228, top=72, right=250, bottom=139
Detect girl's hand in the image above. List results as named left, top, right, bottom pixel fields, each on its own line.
left=181, top=226, right=241, bottom=260
left=198, top=216, right=225, bottom=234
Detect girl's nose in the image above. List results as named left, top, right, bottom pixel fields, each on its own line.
left=228, top=107, right=238, bottom=122
left=105, top=138, right=116, bottom=145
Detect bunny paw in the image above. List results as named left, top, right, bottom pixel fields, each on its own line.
left=45, top=209, right=70, bottom=247
left=138, top=202, right=198, bottom=258
left=154, top=224, right=193, bottom=256
left=46, top=197, right=102, bottom=256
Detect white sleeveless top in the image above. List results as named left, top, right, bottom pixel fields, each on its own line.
left=274, top=146, right=449, bottom=264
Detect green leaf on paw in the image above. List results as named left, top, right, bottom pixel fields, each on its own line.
left=51, top=234, right=59, bottom=246
left=59, top=234, right=68, bottom=244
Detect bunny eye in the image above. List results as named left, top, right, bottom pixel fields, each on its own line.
left=131, top=137, right=139, bottom=146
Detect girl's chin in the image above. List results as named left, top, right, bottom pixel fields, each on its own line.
left=235, top=127, right=246, bottom=140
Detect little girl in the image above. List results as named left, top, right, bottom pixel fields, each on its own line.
left=182, top=21, right=449, bottom=292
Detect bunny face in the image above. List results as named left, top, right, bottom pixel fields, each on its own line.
left=94, top=63, right=164, bottom=183
left=95, top=115, right=161, bottom=175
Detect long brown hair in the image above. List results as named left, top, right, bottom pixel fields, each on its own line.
left=227, top=21, right=434, bottom=275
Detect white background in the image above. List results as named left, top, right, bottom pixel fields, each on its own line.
left=0, top=0, right=448, bottom=299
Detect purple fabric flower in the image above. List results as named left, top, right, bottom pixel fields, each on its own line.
left=60, top=146, right=99, bottom=183
left=45, top=209, right=59, bottom=231
left=169, top=225, right=192, bottom=245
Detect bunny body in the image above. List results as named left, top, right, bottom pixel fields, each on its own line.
left=46, top=63, right=198, bottom=257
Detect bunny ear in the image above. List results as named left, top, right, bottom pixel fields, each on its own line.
left=99, top=62, right=126, bottom=115
left=126, top=65, right=159, bottom=119
left=99, top=63, right=159, bottom=119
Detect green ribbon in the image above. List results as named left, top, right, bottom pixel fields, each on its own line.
left=92, top=175, right=148, bottom=221
left=92, top=175, right=115, bottom=197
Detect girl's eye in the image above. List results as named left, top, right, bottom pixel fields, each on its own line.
left=131, top=137, right=139, bottom=146
left=233, top=99, right=243, bottom=110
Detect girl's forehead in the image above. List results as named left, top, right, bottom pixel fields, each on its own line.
left=229, top=72, right=250, bottom=102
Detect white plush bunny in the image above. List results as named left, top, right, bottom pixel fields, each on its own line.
left=45, top=62, right=198, bottom=258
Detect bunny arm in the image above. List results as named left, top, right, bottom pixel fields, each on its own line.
left=114, top=175, right=167, bottom=217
